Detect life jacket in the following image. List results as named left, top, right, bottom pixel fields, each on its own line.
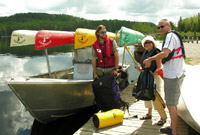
left=92, top=37, right=115, bottom=68
left=141, top=48, right=161, bottom=72
left=162, top=31, right=186, bottom=64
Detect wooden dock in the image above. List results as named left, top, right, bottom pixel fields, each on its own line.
left=74, top=81, right=189, bottom=135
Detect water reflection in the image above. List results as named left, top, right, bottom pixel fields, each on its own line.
left=0, top=52, right=73, bottom=135
left=0, top=91, right=33, bottom=135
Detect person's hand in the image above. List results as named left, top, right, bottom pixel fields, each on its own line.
left=143, top=58, right=151, bottom=68
left=112, top=70, right=118, bottom=76
left=94, top=73, right=99, bottom=79
left=135, top=65, right=141, bottom=71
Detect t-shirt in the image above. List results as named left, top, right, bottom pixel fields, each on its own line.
left=163, top=32, right=185, bottom=79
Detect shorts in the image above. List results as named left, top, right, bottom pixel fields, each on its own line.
left=164, top=74, right=184, bottom=106
left=96, top=67, right=114, bottom=77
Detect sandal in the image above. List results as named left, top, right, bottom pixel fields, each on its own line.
left=140, top=114, right=152, bottom=120
left=157, top=118, right=166, bottom=126
left=160, top=126, right=172, bottom=134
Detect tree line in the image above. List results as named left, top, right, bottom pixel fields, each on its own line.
left=0, top=12, right=199, bottom=38
left=0, top=12, right=158, bottom=37
left=178, top=13, right=200, bottom=38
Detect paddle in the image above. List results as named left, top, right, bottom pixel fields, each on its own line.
left=123, top=43, right=142, bottom=72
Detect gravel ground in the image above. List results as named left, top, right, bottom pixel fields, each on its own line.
left=184, top=42, right=200, bottom=65
left=184, top=42, right=200, bottom=58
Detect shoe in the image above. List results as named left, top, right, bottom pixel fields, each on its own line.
left=157, top=118, right=166, bottom=126
left=140, top=114, right=152, bottom=120
left=160, top=126, right=172, bottom=134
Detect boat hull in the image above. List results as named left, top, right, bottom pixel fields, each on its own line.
left=8, top=78, right=94, bottom=123
left=8, top=64, right=130, bottom=124
left=177, top=65, right=200, bottom=133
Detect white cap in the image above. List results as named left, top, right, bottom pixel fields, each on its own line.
left=141, top=36, right=157, bottom=48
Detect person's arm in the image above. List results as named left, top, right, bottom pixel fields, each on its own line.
left=154, top=58, right=162, bottom=76
left=114, top=51, right=119, bottom=69
left=92, top=56, right=98, bottom=79
left=113, top=51, right=119, bottom=76
left=112, top=40, right=119, bottom=76
left=143, top=48, right=170, bottom=68
left=92, top=47, right=98, bottom=79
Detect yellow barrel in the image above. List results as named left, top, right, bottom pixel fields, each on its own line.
left=92, top=109, right=124, bottom=128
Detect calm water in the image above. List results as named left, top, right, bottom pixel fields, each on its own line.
left=0, top=41, right=139, bottom=135
left=0, top=52, right=74, bottom=135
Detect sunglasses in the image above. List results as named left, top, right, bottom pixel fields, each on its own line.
left=157, top=25, right=166, bottom=29
left=145, top=41, right=152, bottom=44
left=99, top=31, right=107, bottom=34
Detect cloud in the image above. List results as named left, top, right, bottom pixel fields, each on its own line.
left=181, top=0, right=200, bottom=9
left=0, top=0, right=200, bottom=25
left=0, top=3, right=5, bottom=7
left=119, top=0, right=167, bottom=14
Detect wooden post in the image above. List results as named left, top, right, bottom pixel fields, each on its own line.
left=197, top=37, right=199, bottom=44
left=188, top=37, right=190, bottom=43
left=192, top=37, right=194, bottom=43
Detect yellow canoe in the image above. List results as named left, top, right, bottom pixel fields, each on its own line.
left=74, top=28, right=116, bottom=49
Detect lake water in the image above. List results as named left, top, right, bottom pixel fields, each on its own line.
left=0, top=42, right=139, bottom=135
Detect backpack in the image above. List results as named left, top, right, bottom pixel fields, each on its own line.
left=92, top=74, right=129, bottom=111
left=132, top=69, right=156, bottom=101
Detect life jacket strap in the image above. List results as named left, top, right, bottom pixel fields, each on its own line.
left=171, top=54, right=184, bottom=59
left=174, top=46, right=183, bottom=54
left=171, top=46, right=184, bottom=59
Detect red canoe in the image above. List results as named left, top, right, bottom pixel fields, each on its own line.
left=35, top=30, right=75, bottom=50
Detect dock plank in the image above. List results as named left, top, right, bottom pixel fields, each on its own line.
left=74, top=81, right=189, bottom=135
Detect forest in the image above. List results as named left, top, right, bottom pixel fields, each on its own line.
left=0, top=12, right=200, bottom=38
left=0, top=13, right=157, bottom=37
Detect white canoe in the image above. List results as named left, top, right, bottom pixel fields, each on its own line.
left=10, top=30, right=38, bottom=47
left=177, top=64, right=200, bottom=133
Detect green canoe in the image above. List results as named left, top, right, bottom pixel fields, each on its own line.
left=116, top=26, right=144, bottom=47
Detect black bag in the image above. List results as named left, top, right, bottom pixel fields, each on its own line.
left=132, top=69, right=156, bottom=101
left=92, top=74, right=128, bottom=111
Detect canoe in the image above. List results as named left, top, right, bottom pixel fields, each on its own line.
left=177, top=64, right=200, bottom=133
left=116, top=26, right=145, bottom=47
left=10, top=30, right=38, bottom=47
left=35, top=30, right=75, bottom=50
left=74, top=28, right=116, bottom=49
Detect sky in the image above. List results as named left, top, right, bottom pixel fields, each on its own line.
left=0, top=0, right=200, bottom=25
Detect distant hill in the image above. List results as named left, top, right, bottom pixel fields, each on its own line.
left=0, top=12, right=83, bottom=23
left=0, top=12, right=158, bottom=36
